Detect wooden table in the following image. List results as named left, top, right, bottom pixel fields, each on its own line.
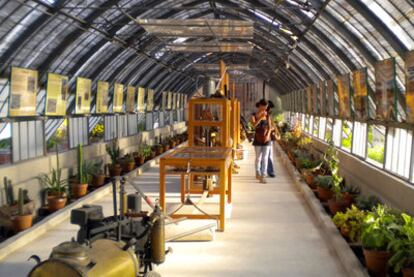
left=159, top=146, right=232, bottom=231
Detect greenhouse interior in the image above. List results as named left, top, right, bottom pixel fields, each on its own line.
left=0, top=0, right=413, bottom=276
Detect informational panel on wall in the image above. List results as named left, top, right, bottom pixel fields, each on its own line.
left=319, top=81, right=326, bottom=116
left=126, top=86, right=136, bottom=113
left=9, top=67, right=38, bottom=117
left=173, top=93, right=178, bottom=110
left=75, top=77, right=92, bottom=114
left=406, top=51, right=414, bottom=123
left=337, top=74, right=351, bottom=119
left=184, top=95, right=188, bottom=108
left=375, top=58, right=396, bottom=120
left=306, top=87, right=312, bottom=114
left=161, top=91, right=167, bottom=111
left=353, top=68, right=368, bottom=120
left=312, top=84, right=318, bottom=115
left=45, top=73, right=68, bottom=116
left=96, top=81, right=109, bottom=114
left=167, top=91, right=172, bottom=110
left=327, top=79, right=335, bottom=116
left=180, top=93, right=185, bottom=109
left=137, top=87, right=145, bottom=112
left=113, top=83, right=124, bottom=113
left=146, top=89, right=154, bottom=112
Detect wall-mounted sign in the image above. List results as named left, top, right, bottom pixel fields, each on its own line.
left=327, top=79, right=335, bottom=116
left=146, top=89, right=154, bottom=112
left=126, top=86, right=136, bottom=113
left=319, top=81, right=326, bottom=116
left=406, top=51, right=414, bottom=123
left=167, top=91, right=172, bottom=110
left=75, top=77, right=92, bottom=114
left=312, top=84, right=318, bottom=115
left=9, top=67, right=38, bottom=117
left=337, top=74, right=351, bottom=119
left=161, top=91, right=167, bottom=111
left=375, top=58, right=396, bottom=120
left=353, top=68, right=368, bottom=120
left=45, top=73, right=68, bottom=116
left=137, top=87, right=145, bottom=112
left=113, top=83, right=124, bottom=113
left=306, top=87, right=312, bottom=114
left=96, top=81, right=109, bottom=114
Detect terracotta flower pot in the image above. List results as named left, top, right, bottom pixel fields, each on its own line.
left=342, top=192, right=354, bottom=207
left=156, top=148, right=162, bottom=156
left=163, top=145, right=169, bottom=152
left=135, top=156, right=145, bottom=166
left=328, top=199, right=347, bottom=215
left=109, top=164, right=122, bottom=177
left=169, top=141, right=176, bottom=148
left=363, top=249, right=391, bottom=277
left=92, top=174, right=106, bottom=187
left=72, top=183, right=88, bottom=199
left=340, top=226, right=350, bottom=239
left=12, top=214, right=33, bottom=232
left=303, top=171, right=316, bottom=189
left=47, top=196, right=67, bottom=212
left=403, top=268, right=414, bottom=277
left=317, top=187, right=333, bottom=202
left=122, top=161, right=135, bottom=173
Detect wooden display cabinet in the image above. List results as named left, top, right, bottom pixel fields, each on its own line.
left=188, top=98, right=231, bottom=148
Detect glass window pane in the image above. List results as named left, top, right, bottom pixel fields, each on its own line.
left=352, top=122, right=367, bottom=158
left=333, top=119, right=342, bottom=147
left=313, top=117, right=319, bottom=137
left=46, top=119, right=69, bottom=153
left=325, top=118, right=333, bottom=141
left=89, top=117, right=104, bottom=144
left=318, top=117, right=326, bottom=140
left=367, top=124, right=385, bottom=166
left=0, top=123, right=12, bottom=165
left=341, top=120, right=353, bottom=152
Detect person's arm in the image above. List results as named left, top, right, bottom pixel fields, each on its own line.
left=265, top=117, right=273, bottom=140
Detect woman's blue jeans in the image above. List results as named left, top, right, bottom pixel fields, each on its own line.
left=255, top=145, right=271, bottom=177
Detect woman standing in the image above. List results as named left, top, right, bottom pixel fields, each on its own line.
left=267, top=101, right=276, bottom=178
left=250, top=99, right=273, bottom=184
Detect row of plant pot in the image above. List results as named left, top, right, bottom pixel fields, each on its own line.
left=278, top=121, right=414, bottom=277
left=0, top=132, right=188, bottom=236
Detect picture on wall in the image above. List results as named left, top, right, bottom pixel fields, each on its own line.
left=337, top=73, right=351, bottom=119
left=327, top=79, right=335, bottom=116
left=406, top=51, right=414, bottom=123
left=312, top=84, right=318, bottom=115
left=319, top=81, right=326, bottom=116
left=167, top=91, right=172, bottom=110
left=306, top=87, right=312, bottom=114
left=75, top=77, right=92, bottom=114
left=353, top=68, right=368, bottom=120
left=113, top=83, right=124, bottom=113
left=96, top=81, right=109, bottom=114
left=9, top=67, right=38, bottom=117
left=126, top=86, right=136, bottom=113
left=146, top=89, right=154, bottom=112
left=374, top=58, right=396, bottom=120
left=45, top=73, right=68, bottom=116
left=162, top=91, right=167, bottom=111
left=137, top=87, right=145, bottom=112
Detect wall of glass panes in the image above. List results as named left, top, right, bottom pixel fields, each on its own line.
left=291, top=112, right=414, bottom=185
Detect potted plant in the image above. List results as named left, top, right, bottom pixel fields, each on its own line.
left=153, top=144, right=163, bottom=156
left=315, top=175, right=333, bottom=202
left=169, top=136, right=177, bottom=148
left=342, top=185, right=361, bottom=207
left=333, top=205, right=366, bottom=242
left=134, top=144, right=151, bottom=166
left=356, top=194, right=382, bottom=211
left=106, top=139, right=122, bottom=177
left=11, top=188, right=33, bottom=232
left=72, top=144, right=88, bottom=199
left=162, top=137, right=170, bottom=152
left=121, top=153, right=135, bottom=173
left=361, top=205, right=400, bottom=276
left=388, top=213, right=414, bottom=277
left=87, top=159, right=105, bottom=187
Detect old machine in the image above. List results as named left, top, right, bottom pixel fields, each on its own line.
left=28, top=178, right=169, bottom=277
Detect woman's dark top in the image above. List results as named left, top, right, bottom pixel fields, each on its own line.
left=252, top=112, right=271, bottom=146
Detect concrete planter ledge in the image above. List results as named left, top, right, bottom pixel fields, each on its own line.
left=275, top=143, right=369, bottom=277
left=0, top=142, right=185, bottom=261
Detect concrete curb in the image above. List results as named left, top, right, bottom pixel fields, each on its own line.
left=274, top=143, right=369, bottom=277
left=0, top=143, right=184, bottom=261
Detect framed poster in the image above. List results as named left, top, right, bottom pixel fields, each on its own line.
left=353, top=68, right=368, bottom=120
left=312, top=84, right=318, bottom=115
left=45, top=72, right=68, bottom=116
left=9, top=67, right=38, bottom=117
left=181, top=93, right=185, bottom=109
left=126, top=86, right=136, bottom=113
left=406, top=51, right=414, bottom=123
left=137, top=87, right=145, bottom=112
left=113, top=83, right=124, bottom=113
left=161, top=91, right=167, bottom=111
left=146, top=89, right=154, bottom=112
left=306, top=87, right=312, bottom=114
left=96, top=81, right=109, bottom=114
left=167, top=92, right=173, bottom=110
left=319, top=81, right=326, bottom=116
left=327, top=79, right=335, bottom=116
left=75, top=77, right=92, bottom=114
left=177, top=93, right=181, bottom=109
left=374, top=58, right=396, bottom=120
left=337, top=74, right=351, bottom=119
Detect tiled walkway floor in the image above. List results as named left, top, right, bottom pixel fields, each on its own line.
left=0, top=144, right=347, bottom=277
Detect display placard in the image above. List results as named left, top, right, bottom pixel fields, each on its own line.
left=146, top=89, right=154, bottom=112
left=337, top=74, right=351, bottom=119
left=327, top=79, right=335, bottom=116
left=312, top=84, right=318, bottom=115
left=75, top=77, right=92, bottom=114
left=137, top=87, right=145, bottom=112
left=406, top=51, right=414, bottom=123
left=306, top=87, right=312, bottom=114
left=177, top=93, right=181, bottom=109
left=9, top=67, right=38, bottom=117
left=374, top=58, right=396, bottom=120
left=353, top=68, right=368, bottom=120
left=113, top=83, right=124, bottom=113
left=161, top=91, right=167, bottom=111
left=319, top=81, right=326, bottom=116
left=96, top=81, right=109, bottom=114
left=45, top=73, right=68, bottom=116
left=167, top=91, right=172, bottom=110
left=126, top=86, right=136, bottom=113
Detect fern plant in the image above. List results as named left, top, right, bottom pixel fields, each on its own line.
left=388, top=213, right=414, bottom=272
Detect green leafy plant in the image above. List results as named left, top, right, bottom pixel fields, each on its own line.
left=315, top=175, right=333, bottom=189
left=138, top=144, right=152, bottom=158
left=106, top=139, right=120, bottom=165
left=323, top=140, right=343, bottom=199
left=123, top=153, right=134, bottom=163
left=361, top=205, right=400, bottom=251
left=3, top=177, right=14, bottom=206
left=38, top=145, right=67, bottom=196
left=77, top=144, right=87, bottom=184
left=297, top=136, right=312, bottom=148
left=83, top=159, right=103, bottom=176
left=356, top=195, right=382, bottom=211
left=388, top=213, right=414, bottom=272
left=342, top=184, right=361, bottom=195
left=297, top=158, right=321, bottom=170
left=333, top=205, right=366, bottom=242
